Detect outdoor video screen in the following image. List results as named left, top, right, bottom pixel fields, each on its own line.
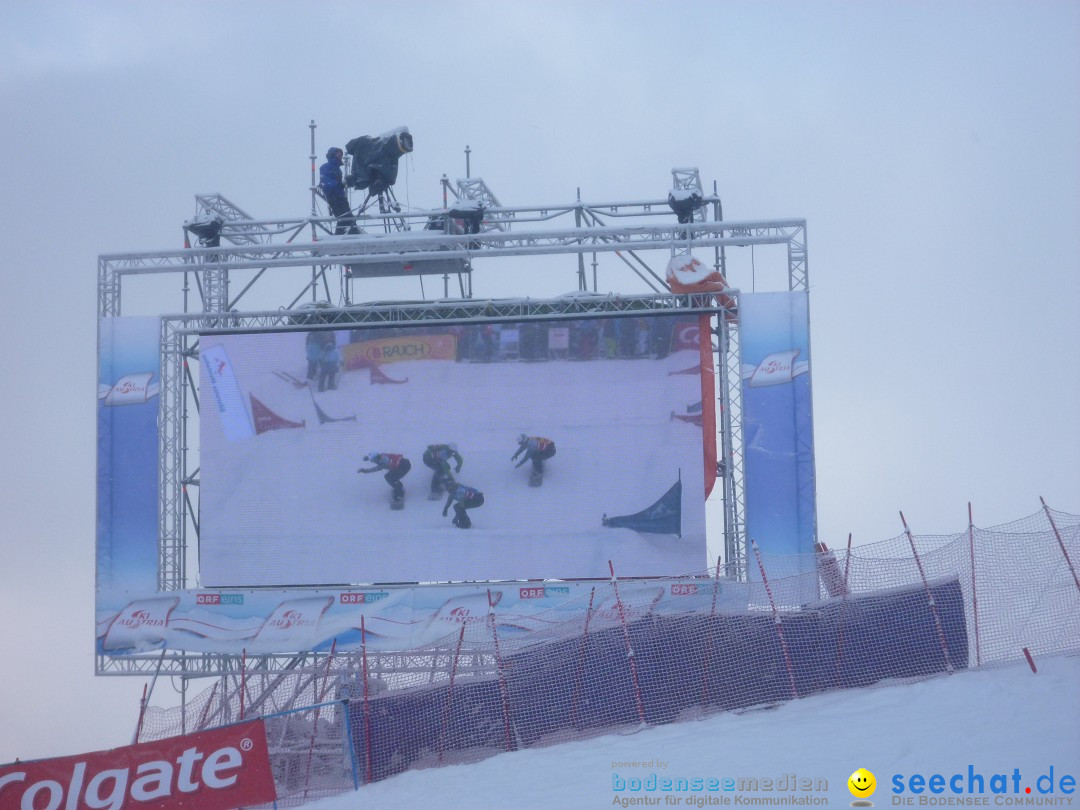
left=199, top=314, right=710, bottom=586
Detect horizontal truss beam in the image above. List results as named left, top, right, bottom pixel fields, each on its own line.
left=168, top=292, right=737, bottom=335
left=96, top=188, right=807, bottom=678
left=96, top=649, right=493, bottom=679
left=100, top=219, right=805, bottom=278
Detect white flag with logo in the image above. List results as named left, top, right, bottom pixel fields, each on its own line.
left=98, top=372, right=160, bottom=406
left=102, top=596, right=180, bottom=651
left=743, top=349, right=809, bottom=387
left=202, top=344, right=255, bottom=441
left=253, top=597, right=333, bottom=645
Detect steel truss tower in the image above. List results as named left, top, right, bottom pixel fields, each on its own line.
left=97, top=170, right=809, bottom=680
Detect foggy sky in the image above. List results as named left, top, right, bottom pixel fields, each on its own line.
left=1, top=0, right=1077, bottom=763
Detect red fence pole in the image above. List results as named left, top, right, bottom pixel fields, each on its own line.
left=487, top=589, right=516, bottom=752
left=360, top=617, right=374, bottom=783
left=700, top=557, right=723, bottom=705
left=968, top=503, right=982, bottom=667
left=196, top=681, right=219, bottom=732
left=568, top=586, right=597, bottom=727
left=750, top=541, right=799, bottom=699
left=900, top=512, right=954, bottom=673
left=438, top=623, right=467, bottom=764
left=133, top=683, right=148, bottom=744
left=303, top=640, right=338, bottom=797
left=832, top=533, right=854, bottom=687
left=609, top=560, right=647, bottom=726
left=317, top=639, right=338, bottom=703
left=1041, top=496, right=1080, bottom=595
left=239, top=648, right=247, bottom=721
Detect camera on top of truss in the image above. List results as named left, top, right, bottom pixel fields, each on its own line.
left=183, top=212, right=225, bottom=248
left=344, top=126, right=414, bottom=196
left=426, top=198, right=485, bottom=235
left=667, top=188, right=705, bottom=224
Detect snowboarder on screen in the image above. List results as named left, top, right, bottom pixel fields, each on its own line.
left=305, top=331, right=331, bottom=381
left=423, top=443, right=463, bottom=499
left=358, top=452, right=412, bottom=505
left=512, top=434, right=556, bottom=482
left=318, top=340, right=340, bottom=392
left=441, top=478, right=484, bottom=529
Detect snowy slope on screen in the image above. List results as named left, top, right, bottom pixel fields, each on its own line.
left=199, top=327, right=708, bottom=585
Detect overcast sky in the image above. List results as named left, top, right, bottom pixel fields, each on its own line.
left=1, top=0, right=1077, bottom=764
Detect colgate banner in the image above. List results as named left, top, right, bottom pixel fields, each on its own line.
left=670, top=318, right=701, bottom=352
left=0, top=720, right=276, bottom=810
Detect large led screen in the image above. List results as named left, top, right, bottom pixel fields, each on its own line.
left=199, top=315, right=711, bottom=585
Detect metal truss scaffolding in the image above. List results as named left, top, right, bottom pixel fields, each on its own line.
left=97, top=178, right=808, bottom=679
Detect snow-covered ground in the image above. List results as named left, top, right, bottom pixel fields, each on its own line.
left=307, top=653, right=1080, bottom=809
left=200, top=329, right=709, bottom=585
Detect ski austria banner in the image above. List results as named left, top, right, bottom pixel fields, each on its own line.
left=0, top=720, right=276, bottom=810
left=739, top=292, right=817, bottom=574
left=97, top=318, right=160, bottom=598
left=95, top=576, right=754, bottom=656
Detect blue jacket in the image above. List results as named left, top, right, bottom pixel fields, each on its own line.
left=319, top=156, right=346, bottom=198
left=443, top=483, right=482, bottom=515
left=512, top=437, right=554, bottom=466
left=425, top=444, right=463, bottom=473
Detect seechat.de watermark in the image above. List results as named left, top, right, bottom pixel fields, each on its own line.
left=889, top=765, right=1075, bottom=806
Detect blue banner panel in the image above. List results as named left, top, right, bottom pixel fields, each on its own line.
left=739, top=292, right=817, bottom=567
left=97, top=318, right=161, bottom=598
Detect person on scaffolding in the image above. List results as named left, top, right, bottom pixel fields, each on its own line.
left=319, top=147, right=359, bottom=235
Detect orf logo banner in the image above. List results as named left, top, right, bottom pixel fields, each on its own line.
left=0, top=719, right=276, bottom=810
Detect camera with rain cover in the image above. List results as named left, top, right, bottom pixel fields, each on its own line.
left=344, top=126, right=414, bottom=196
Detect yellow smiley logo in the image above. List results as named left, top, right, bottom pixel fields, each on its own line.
left=848, top=768, right=876, bottom=798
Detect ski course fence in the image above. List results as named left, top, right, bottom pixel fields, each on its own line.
left=133, top=506, right=1080, bottom=806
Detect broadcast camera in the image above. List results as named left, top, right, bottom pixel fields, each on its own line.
left=345, top=126, right=414, bottom=196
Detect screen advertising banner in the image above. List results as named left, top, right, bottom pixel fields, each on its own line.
left=97, top=317, right=161, bottom=598
left=199, top=315, right=711, bottom=586
left=0, top=720, right=277, bottom=810
left=739, top=291, right=817, bottom=574
left=95, top=577, right=752, bottom=656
